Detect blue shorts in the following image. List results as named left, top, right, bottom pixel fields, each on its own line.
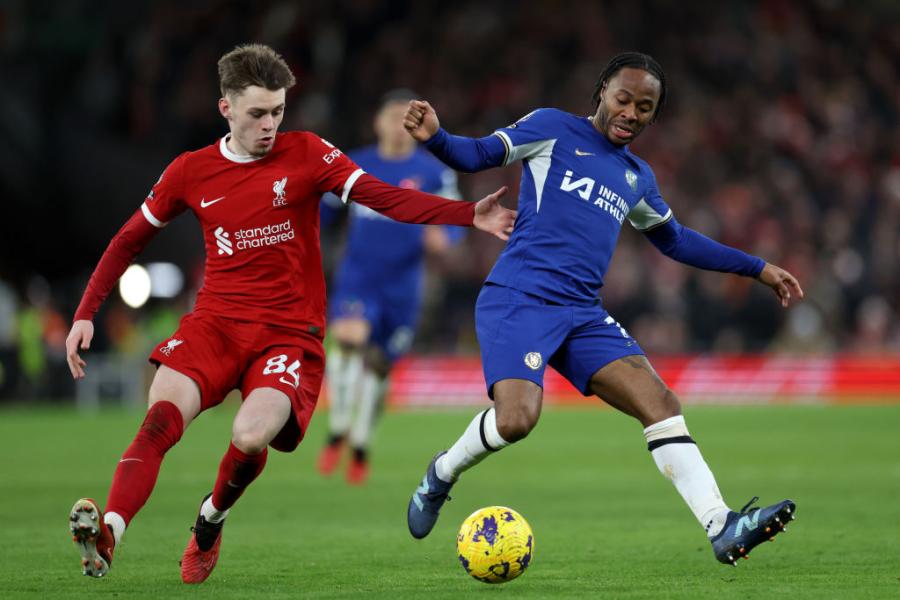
left=475, top=283, right=644, bottom=397
left=329, top=274, right=419, bottom=364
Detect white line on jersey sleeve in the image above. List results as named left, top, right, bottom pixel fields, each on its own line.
left=523, top=140, right=556, bottom=212
left=141, top=202, right=168, bottom=228
left=493, top=131, right=512, bottom=166
left=627, top=198, right=673, bottom=231
left=340, top=168, right=366, bottom=204
left=494, top=132, right=557, bottom=170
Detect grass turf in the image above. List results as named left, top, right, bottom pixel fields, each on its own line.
left=0, top=403, right=898, bottom=598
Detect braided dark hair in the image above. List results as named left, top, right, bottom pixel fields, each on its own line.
left=591, top=52, right=666, bottom=122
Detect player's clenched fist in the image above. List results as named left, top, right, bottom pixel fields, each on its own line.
left=404, top=100, right=440, bottom=142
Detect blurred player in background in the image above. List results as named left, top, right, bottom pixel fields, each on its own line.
left=64, top=44, right=514, bottom=584
left=403, top=52, right=803, bottom=566
left=317, top=90, right=463, bottom=485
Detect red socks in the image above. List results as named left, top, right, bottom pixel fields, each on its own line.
left=211, top=442, right=268, bottom=512
left=105, top=401, right=184, bottom=523
left=104, top=401, right=267, bottom=523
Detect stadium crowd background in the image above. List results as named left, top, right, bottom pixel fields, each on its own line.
left=1, top=0, right=897, bottom=400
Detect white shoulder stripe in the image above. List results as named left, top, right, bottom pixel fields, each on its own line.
left=341, top=168, right=366, bottom=204
left=523, top=140, right=556, bottom=213
left=141, top=202, right=167, bottom=228
left=628, top=198, right=672, bottom=231
left=494, top=131, right=513, bottom=166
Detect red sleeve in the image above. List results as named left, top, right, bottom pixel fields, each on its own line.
left=349, top=174, right=476, bottom=226
left=304, top=134, right=364, bottom=196
left=301, top=133, right=474, bottom=225
left=142, top=153, right=189, bottom=225
left=73, top=209, right=160, bottom=322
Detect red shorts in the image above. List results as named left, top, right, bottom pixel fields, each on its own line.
left=149, top=311, right=325, bottom=452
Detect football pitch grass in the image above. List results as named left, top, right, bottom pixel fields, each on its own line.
left=1, top=402, right=898, bottom=599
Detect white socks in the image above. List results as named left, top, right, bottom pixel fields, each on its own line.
left=326, top=348, right=363, bottom=436
left=644, top=415, right=730, bottom=537
left=431, top=410, right=729, bottom=537
left=200, top=495, right=229, bottom=524
left=436, top=408, right=510, bottom=483
left=104, top=511, right=126, bottom=546
left=348, top=370, right=388, bottom=449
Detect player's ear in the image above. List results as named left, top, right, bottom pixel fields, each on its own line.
left=218, top=97, right=232, bottom=121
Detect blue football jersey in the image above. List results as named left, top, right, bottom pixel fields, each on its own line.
left=325, top=145, right=461, bottom=294
left=487, top=108, right=673, bottom=305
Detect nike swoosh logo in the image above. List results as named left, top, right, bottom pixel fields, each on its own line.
left=119, top=458, right=144, bottom=463
left=226, top=480, right=240, bottom=488
left=200, top=196, right=225, bottom=208
left=412, top=477, right=429, bottom=511
left=574, top=149, right=594, bottom=156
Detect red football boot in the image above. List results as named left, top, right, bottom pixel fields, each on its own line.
left=346, top=456, right=370, bottom=485
left=316, top=438, right=344, bottom=476
left=180, top=494, right=224, bottom=584
left=69, top=498, right=115, bottom=577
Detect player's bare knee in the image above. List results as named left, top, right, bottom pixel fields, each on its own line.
left=495, top=407, right=539, bottom=443
left=231, top=418, right=271, bottom=454
left=639, top=388, right=682, bottom=427
left=231, top=427, right=268, bottom=454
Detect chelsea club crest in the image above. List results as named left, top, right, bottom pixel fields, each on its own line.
left=524, top=352, right=543, bottom=370
left=625, top=169, right=638, bottom=192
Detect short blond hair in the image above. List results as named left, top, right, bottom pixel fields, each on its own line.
left=217, top=43, right=296, bottom=97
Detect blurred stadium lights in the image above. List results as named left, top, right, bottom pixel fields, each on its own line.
left=146, top=262, right=184, bottom=299
left=118, top=263, right=184, bottom=307
left=118, top=264, right=151, bottom=308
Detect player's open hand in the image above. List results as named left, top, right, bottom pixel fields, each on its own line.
left=473, top=186, right=516, bottom=241
left=757, top=262, right=804, bottom=308
left=66, top=319, right=94, bottom=379
left=403, top=100, right=440, bottom=142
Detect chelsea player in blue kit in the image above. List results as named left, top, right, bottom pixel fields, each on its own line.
left=403, top=53, right=804, bottom=566
left=318, top=90, right=462, bottom=484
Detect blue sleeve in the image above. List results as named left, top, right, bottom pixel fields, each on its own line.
left=644, top=217, right=765, bottom=277
left=627, top=165, right=673, bottom=231
left=319, top=192, right=343, bottom=228
left=424, top=128, right=506, bottom=172
left=492, top=108, right=560, bottom=166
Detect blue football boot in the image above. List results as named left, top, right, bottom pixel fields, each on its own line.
left=711, top=496, right=796, bottom=566
left=407, top=451, right=454, bottom=539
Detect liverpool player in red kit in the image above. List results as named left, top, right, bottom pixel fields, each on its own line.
left=64, top=44, right=514, bottom=584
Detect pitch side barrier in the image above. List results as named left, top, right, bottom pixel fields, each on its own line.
left=372, top=355, right=900, bottom=407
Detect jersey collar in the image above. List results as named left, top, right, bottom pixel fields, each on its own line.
left=219, top=135, right=264, bottom=164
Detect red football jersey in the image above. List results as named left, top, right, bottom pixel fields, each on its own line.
left=142, top=132, right=358, bottom=334
left=73, top=131, right=476, bottom=332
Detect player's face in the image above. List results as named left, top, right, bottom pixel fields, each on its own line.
left=374, top=101, right=415, bottom=152
left=219, top=86, right=286, bottom=157
left=592, top=67, right=661, bottom=146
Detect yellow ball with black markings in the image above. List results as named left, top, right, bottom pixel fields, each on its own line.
left=456, top=506, right=534, bottom=584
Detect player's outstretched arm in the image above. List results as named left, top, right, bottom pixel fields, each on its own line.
left=347, top=175, right=514, bottom=240
left=757, top=262, right=804, bottom=308
left=66, top=320, right=94, bottom=379
left=403, top=100, right=506, bottom=173
left=644, top=218, right=803, bottom=308
left=67, top=209, right=160, bottom=378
